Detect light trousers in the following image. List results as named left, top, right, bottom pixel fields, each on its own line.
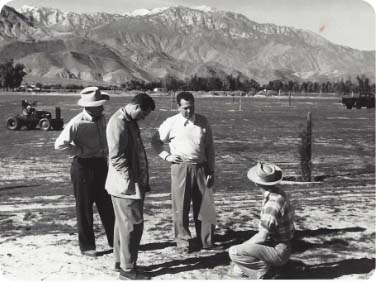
left=171, top=163, right=214, bottom=248
left=229, top=239, right=291, bottom=279
left=111, top=196, right=144, bottom=271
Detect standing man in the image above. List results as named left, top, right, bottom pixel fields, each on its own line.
left=55, top=86, right=115, bottom=257
left=151, top=91, right=217, bottom=254
left=106, top=93, right=155, bottom=280
left=228, top=162, right=295, bottom=279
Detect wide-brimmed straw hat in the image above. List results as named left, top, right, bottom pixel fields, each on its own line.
left=77, top=86, right=109, bottom=107
left=247, top=162, right=283, bottom=186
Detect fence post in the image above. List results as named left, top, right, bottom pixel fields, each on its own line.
left=239, top=94, right=242, bottom=111
left=299, top=112, right=312, bottom=181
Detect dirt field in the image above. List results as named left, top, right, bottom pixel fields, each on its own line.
left=0, top=93, right=374, bottom=280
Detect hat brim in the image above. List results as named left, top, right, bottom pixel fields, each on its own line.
left=77, top=93, right=109, bottom=107
left=247, top=166, right=282, bottom=186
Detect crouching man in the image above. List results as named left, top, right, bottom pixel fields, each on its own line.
left=228, top=162, right=295, bottom=279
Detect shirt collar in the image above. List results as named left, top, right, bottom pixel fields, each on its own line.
left=120, top=107, right=132, bottom=121
left=179, top=113, right=195, bottom=124
left=82, top=109, right=95, bottom=121
left=82, top=109, right=103, bottom=122
left=263, top=187, right=282, bottom=199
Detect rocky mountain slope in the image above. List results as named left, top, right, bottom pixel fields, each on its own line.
left=0, top=5, right=374, bottom=84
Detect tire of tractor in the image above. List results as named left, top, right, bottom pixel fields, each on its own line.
left=39, top=118, right=51, bottom=131
left=6, top=117, right=21, bottom=130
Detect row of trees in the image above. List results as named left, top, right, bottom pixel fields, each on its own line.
left=265, top=75, right=375, bottom=94
left=121, top=74, right=375, bottom=94
left=0, top=60, right=26, bottom=89
left=1, top=58, right=374, bottom=94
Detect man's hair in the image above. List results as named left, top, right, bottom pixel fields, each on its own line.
left=176, top=91, right=194, bottom=105
left=131, top=93, right=156, bottom=111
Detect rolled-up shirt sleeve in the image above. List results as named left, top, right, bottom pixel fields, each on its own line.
left=259, top=205, right=279, bottom=235
left=151, top=118, right=172, bottom=160
left=54, top=120, right=82, bottom=157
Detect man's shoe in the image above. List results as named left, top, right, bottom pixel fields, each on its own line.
left=81, top=250, right=97, bottom=257
left=119, top=269, right=150, bottom=280
left=202, top=244, right=223, bottom=251
left=176, top=246, right=190, bottom=254
left=227, top=263, right=248, bottom=279
left=115, top=262, right=121, bottom=272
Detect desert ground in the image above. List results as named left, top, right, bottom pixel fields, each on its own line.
left=0, top=93, right=375, bottom=280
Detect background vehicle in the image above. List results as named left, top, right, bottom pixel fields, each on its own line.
left=6, top=100, right=64, bottom=131
left=341, top=93, right=375, bottom=109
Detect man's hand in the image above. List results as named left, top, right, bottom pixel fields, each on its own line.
left=206, top=174, right=214, bottom=188
left=123, top=182, right=142, bottom=200
left=165, top=154, right=183, bottom=163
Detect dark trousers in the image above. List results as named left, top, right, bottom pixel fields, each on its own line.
left=171, top=163, right=214, bottom=248
left=70, top=157, right=115, bottom=252
left=111, top=196, right=144, bottom=270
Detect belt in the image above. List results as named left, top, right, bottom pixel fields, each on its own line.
left=172, top=162, right=206, bottom=169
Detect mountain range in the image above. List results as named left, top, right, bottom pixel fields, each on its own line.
left=0, top=4, right=374, bottom=85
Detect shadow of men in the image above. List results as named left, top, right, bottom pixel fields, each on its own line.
left=143, top=251, right=230, bottom=277
left=138, top=226, right=372, bottom=278
left=279, top=258, right=375, bottom=279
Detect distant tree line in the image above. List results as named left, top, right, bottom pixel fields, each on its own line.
left=0, top=60, right=26, bottom=90
left=119, top=74, right=375, bottom=94
left=2, top=61, right=374, bottom=95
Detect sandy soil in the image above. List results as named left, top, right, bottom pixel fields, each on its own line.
left=0, top=182, right=374, bottom=280
left=0, top=95, right=374, bottom=280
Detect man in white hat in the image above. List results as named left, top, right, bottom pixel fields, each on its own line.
left=55, top=86, right=115, bottom=257
left=228, top=162, right=295, bottom=279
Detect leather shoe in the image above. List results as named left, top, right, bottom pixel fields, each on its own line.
left=81, top=250, right=97, bottom=257
left=119, top=269, right=150, bottom=280
left=227, top=263, right=249, bottom=279
left=176, top=246, right=190, bottom=254
left=202, top=244, right=223, bottom=251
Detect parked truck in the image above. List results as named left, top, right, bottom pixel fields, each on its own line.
left=341, top=93, right=375, bottom=109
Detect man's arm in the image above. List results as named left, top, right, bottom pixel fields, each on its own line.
left=54, top=120, right=82, bottom=157
left=205, top=121, right=215, bottom=187
left=247, top=228, right=269, bottom=244
left=107, top=118, right=133, bottom=178
left=107, top=116, right=139, bottom=198
left=151, top=118, right=183, bottom=163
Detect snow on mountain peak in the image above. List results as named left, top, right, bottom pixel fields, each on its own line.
left=192, top=6, right=215, bottom=13
left=125, top=7, right=170, bottom=17
left=20, top=5, right=38, bottom=12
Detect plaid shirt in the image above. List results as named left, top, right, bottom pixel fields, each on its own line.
left=258, top=187, right=295, bottom=242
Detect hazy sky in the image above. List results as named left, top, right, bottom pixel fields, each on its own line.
left=1, top=0, right=375, bottom=51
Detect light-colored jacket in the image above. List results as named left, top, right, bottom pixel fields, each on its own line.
left=105, top=108, right=149, bottom=198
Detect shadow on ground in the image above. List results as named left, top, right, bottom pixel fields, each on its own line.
left=141, top=226, right=374, bottom=279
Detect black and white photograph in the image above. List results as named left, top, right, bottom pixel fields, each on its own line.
left=0, top=0, right=375, bottom=280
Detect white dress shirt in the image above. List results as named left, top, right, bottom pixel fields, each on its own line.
left=152, top=113, right=215, bottom=173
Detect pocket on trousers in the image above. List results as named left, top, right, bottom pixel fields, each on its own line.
left=126, top=200, right=143, bottom=225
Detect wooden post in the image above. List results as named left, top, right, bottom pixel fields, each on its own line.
left=299, top=112, right=312, bottom=181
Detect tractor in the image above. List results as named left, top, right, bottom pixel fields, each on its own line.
left=6, top=100, right=64, bottom=131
